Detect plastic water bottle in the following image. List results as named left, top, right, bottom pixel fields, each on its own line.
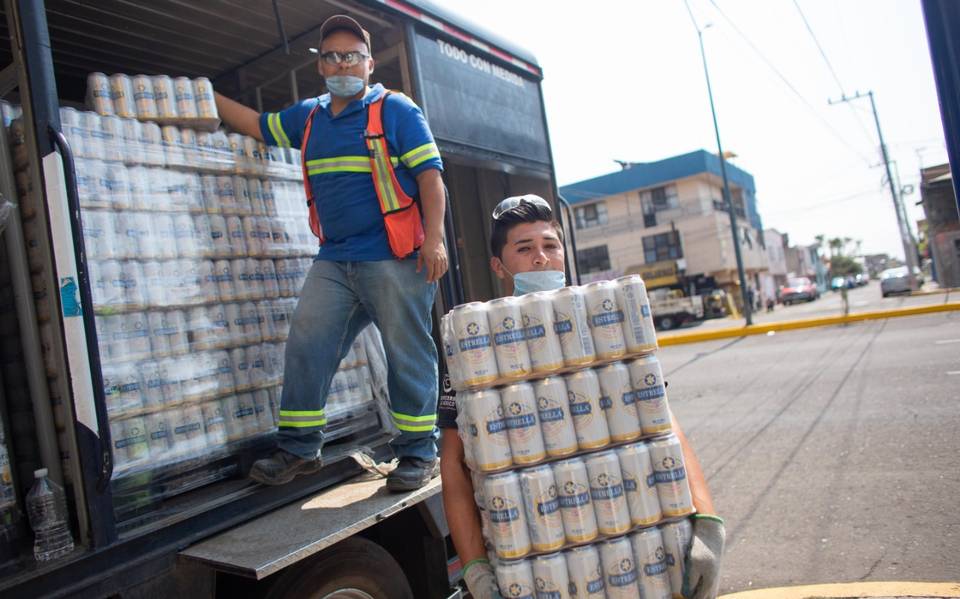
left=26, top=469, right=74, bottom=562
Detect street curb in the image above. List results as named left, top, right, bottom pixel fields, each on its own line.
left=658, top=301, right=960, bottom=346
left=719, top=580, right=960, bottom=598
left=911, top=286, right=958, bottom=296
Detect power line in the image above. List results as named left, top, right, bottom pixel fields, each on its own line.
left=706, top=0, right=874, bottom=166
left=791, top=0, right=876, bottom=146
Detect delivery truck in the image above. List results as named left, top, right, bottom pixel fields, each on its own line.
left=0, top=1, right=573, bottom=596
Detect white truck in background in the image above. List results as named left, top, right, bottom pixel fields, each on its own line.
left=648, top=288, right=705, bottom=330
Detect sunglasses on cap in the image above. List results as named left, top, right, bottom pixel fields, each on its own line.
left=491, top=195, right=552, bottom=220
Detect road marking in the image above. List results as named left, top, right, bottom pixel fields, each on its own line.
left=935, top=338, right=960, bottom=345
left=720, top=580, right=960, bottom=598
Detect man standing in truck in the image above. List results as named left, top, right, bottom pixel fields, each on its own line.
left=439, top=196, right=726, bottom=599
left=214, top=15, right=447, bottom=491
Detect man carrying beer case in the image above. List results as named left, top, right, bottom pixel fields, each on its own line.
left=438, top=196, right=726, bottom=599
left=214, top=15, right=447, bottom=491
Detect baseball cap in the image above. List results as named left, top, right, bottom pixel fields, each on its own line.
left=319, top=14, right=371, bottom=51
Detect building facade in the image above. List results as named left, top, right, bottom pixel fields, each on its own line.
left=920, top=164, right=960, bottom=287
left=760, top=228, right=788, bottom=303
left=559, top=150, right=769, bottom=300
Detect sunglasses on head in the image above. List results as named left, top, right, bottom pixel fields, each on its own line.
left=491, top=195, right=552, bottom=220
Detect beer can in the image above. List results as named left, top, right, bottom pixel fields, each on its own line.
left=108, top=73, right=136, bottom=118
left=460, top=388, right=512, bottom=471
left=232, top=176, right=252, bottom=215
left=136, top=211, right=162, bottom=258
left=250, top=388, right=274, bottom=432
left=193, top=77, right=218, bottom=119
left=661, top=519, right=693, bottom=599
left=213, top=259, right=236, bottom=302
left=551, top=287, right=596, bottom=367
left=141, top=122, right=165, bottom=166
left=152, top=214, right=178, bottom=259
left=177, top=259, right=205, bottom=305
left=225, top=393, right=258, bottom=442
left=248, top=178, right=266, bottom=215
left=162, top=125, right=185, bottom=167
left=81, top=209, right=116, bottom=260
left=216, top=175, right=238, bottom=214
left=261, top=259, right=280, bottom=299
left=495, top=559, right=536, bottom=599
left=121, top=118, right=146, bottom=165
left=101, top=359, right=144, bottom=415
left=518, top=465, right=565, bottom=552
left=173, top=76, right=198, bottom=119
left=201, top=175, right=220, bottom=213
left=140, top=359, right=168, bottom=407
left=616, top=442, right=663, bottom=526
left=75, top=158, right=99, bottom=207
left=585, top=450, right=632, bottom=536
left=206, top=214, right=230, bottom=257
left=565, top=545, right=606, bottom=599
left=274, top=259, right=292, bottom=298
left=488, top=297, right=532, bottom=381
left=193, top=214, right=215, bottom=258
left=202, top=399, right=228, bottom=450
left=139, top=260, right=164, bottom=307
left=533, top=377, right=578, bottom=458
left=563, top=369, right=610, bottom=450
left=87, top=72, right=113, bottom=115
left=439, top=313, right=463, bottom=391
left=83, top=113, right=107, bottom=162
left=170, top=214, right=198, bottom=259
left=263, top=342, right=284, bottom=385
left=242, top=136, right=262, bottom=175
left=230, top=345, right=251, bottom=391
left=241, top=301, right=263, bottom=345
left=171, top=405, right=207, bottom=458
left=144, top=412, right=174, bottom=463
left=144, top=311, right=171, bottom=357
left=450, top=302, right=498, bottom=388
left=615, top=275, right=658, bottom=355
left=205, top=304, right=231, bottom=348
left=483, top=471, right=531, bottom=559
left=501, top=382, right=545, bottom=465
left=626, top=356, right=672, bottom=434
left=225, top=215, right=247, bottom=257
left=648, top=435, right=694, bottom=517
left=271, top=218, right=292, bottom=257
left=153, top=309, right=189, bottom=356
left=584, top=280, right=627, bottom=360
left=631, top=527, right=672, bottom=599
left=230, top=258, right=252, bottom=301
left=531, top=553, right=572, bottom=599
left=121, top=261, right=148, bottom=310
left=599, top=536, right=640, bottom=598
left=188, top=306, right=214, bottom=351
left=227, top=133, right=245, bottom=172
left=222, top=302, right=242, bottom=346
left=106, top=164, right=132, bottom=210
left=551, top=457, right=598, bottom=543
left=151, top=75, right=177, bottom=119
left=597, top=362, right=642, bottom=442
left=261, top=179, right=277, bottom=216
left=247, top=343, right=268, bottom=389
left=242, top=216, right=262, bottom=256
left=88, top=260, right=113, bottom=308
left=256, top=217, right=274, bottom=257
left=100, top=114, right=125, bottom=162
left=519, top=291, right=564, bottom=375
left=132, top=74, right=158, bottom=120
left=110, top=417, right=149, bottom=473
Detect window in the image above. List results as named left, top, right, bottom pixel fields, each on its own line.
left=640, top=185, right=678, bottom=227
left=574, top=202, right=608, bottom=229
left=577, top=245, right=611, bottom=274
left=642, top=231, right=683, bottom=263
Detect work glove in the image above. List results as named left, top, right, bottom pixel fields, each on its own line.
left=683, top=514, right=726, bottom=599
left=463, top=558, right=503, bottom=599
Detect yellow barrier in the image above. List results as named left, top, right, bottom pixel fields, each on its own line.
left=659, top=301, right=960, bottom=346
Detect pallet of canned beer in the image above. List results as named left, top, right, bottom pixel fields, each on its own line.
left=87, top=72, right=222, bottom=132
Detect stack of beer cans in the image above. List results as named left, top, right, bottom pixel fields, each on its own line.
left=440, top=278, right=695, bottom=599
left=87, top=72, right=222, bottom=132
left=7, top=97, right=384, bottom=481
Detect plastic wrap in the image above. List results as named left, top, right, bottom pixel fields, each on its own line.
left=87, top=73, right=222, bottom=132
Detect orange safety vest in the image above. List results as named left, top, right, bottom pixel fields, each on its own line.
left=299, top=91, right=425, bottom=259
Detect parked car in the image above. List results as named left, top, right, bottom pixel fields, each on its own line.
left=780, top=277, right=820, bottom=304
left=831, top=276, right=846, bottom=291
left=854, top=273, right=868, bottom=286
left=880, top=266, right=913, bottom=297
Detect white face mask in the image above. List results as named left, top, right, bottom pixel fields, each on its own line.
left=325, top=75, right=365, bottom=97
left=510, top=270, right=567, bottom=295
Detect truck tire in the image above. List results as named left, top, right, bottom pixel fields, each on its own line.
left=657, top=315, right=676, bottom=330
left=264, top=537, right=414, bottom=599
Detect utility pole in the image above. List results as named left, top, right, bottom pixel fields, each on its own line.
left=829, top=91, right=918, bottom=288
left=685, top=1, right=753, bottom=324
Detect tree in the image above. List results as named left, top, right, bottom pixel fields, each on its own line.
left=829, top=255, right=863, bottom=277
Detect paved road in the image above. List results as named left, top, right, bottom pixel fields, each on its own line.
left=663, top=281, right=956, bottom=335
left=658, top=310, right=960, bottom=593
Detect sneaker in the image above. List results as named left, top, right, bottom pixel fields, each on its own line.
left=386, top=457, right=440, bottom=492
left=249, top=449, right=322, bottom=486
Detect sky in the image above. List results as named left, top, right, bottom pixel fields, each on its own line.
left=442, top=0, right=950, bottom=260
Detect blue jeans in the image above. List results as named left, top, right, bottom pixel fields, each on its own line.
left=277, top=258, right=439, bottom=462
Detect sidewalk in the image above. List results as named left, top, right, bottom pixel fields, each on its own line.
left=658, top=287, right=960, bottom=346
left=720, top=581, right=960, bottom=598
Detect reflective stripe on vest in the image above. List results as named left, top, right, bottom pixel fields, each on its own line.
left=299, top=91, right=429, bottom=259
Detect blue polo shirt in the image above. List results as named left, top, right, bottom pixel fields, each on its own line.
left=259, top=83, right=443, bottom=261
